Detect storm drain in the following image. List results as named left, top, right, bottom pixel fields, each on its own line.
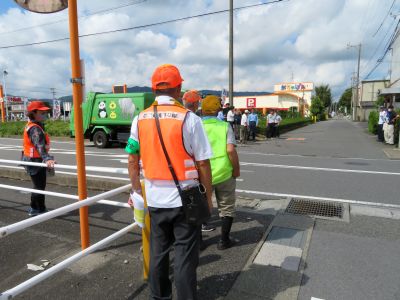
left=286, top=199, right=343, bottom=219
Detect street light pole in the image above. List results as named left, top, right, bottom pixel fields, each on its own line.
left=68, top=0, right=90, bottom=249
left=229, top=0, right=234, bottom=106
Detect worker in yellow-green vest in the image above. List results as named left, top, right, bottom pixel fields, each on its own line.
left=201, top=95, right=241, bottom=250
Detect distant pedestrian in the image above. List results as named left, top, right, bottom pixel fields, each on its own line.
left=248, top=109, right=258, bottom=141
left=233, top=109, right=242, bottom=140
left=201, top=95, right=240, bottom=250
left=384, top=105, right=398, bottom=145
left=226, top=106, right=235, bottom=130
left=266, top=109, right=276, bottom=138
left=22, top=101, right=55, bottom=216
left=274, top=112, right=282, bottom=138
left=217, top=107, right=225, bottom=121
left=377, top=106, right=386, bottom=142
left=240, top=110, right=249, bottom=144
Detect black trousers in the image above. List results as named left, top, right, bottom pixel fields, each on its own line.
left=30, top=167, right=47, bottom=211
left=249, top=121, right=257, bottom=140
left=266, top=123, right=276, bottom=138
left=377, top=124, right=384, bottom=142
left=148, top=207, right=200, bottom=300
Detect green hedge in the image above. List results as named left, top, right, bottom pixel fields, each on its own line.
left=0, top=120, right=70, bottom=137
left=368, top=111, right=378, bottom=134
left=256, top=117, right=312, bottom=135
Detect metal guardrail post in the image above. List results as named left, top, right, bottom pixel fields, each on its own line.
left=141, top=182, right=151, bottom=281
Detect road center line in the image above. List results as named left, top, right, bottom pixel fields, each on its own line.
left=239, top=162, right=400, bottom=176
left=238, top=151, right=397, bottom=162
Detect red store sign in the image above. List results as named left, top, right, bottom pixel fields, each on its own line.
left=246, top=98, right=256, bottom=108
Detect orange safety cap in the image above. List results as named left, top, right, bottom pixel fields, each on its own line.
left=27, top=101, right=51, bottom=112
left=182, top=90, right=201, bottom=103
left=151, top=64, right=184, bottom=90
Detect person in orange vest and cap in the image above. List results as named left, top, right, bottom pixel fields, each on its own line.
left=22, top=101, right=55, bottom=216
left=126, top=64, right=213, bottom=300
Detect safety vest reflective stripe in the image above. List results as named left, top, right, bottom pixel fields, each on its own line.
left=138, top=105, right=198, bottom=181
left=202, top=118, right=233, bottom=185
left=23, top=122, right=50, bottom=158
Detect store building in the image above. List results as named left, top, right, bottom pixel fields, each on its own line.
left=230, top=82, right=313, bottom=115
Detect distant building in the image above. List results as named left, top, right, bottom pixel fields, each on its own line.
left=378, top=31, right=400, bottom=108
left=357, top=79, right=389, bottom=121
left=228, top=82, right=313, bottom=115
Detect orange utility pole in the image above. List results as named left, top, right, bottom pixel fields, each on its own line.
left=0, top=85, right=5, bottom=123
left=68, top=0, right=90, bottom=249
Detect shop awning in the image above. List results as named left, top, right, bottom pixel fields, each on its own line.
left=379, top=87, right=400, bottom=95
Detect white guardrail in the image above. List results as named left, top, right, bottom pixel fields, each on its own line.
left=0, top=159, right=136, bottom=300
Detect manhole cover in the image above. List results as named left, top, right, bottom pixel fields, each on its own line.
left=285, top=199, right=343, bottom=219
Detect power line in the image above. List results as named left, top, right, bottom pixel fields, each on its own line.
left=0, top=0, right=285, bottom=50
left=0, top=0, right=148, bottom=36
left=361, top=17, right=397, bottom=73
left=372, top=0, right=396, bottom=37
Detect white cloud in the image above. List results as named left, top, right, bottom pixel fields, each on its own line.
left=0, top=0, right=397, bottom=99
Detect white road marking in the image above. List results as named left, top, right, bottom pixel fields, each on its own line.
left=311, top=297, right=325, bottom=300
left=239, top=162, right=400, bottom=176
left=236, top=189, right=400, bottom=209
left=238, top=151, right=398, bottom=162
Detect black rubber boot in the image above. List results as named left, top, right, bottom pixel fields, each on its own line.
left=217, top=217, right=234, bottom=250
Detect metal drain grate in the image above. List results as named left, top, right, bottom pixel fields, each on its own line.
left=286, top=199, right=343, bottom=219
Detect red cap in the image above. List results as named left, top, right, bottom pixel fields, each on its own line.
left=182, top=90, right=201, bottom=103
left=27, top=101, right=50, bottom=112
left=151, top=64, right=183, bottom=90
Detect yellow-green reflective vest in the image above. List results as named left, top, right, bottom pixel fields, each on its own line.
left=202, top=118, right=233, bottom=185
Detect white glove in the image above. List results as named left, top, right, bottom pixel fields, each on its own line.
left=128, top=191, right=145, bottom=228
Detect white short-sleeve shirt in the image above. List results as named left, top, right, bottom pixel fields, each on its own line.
left=129, top=96, right=213, bottom=208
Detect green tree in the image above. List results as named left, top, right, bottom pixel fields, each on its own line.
left=375, top=95, right=385, bottom=108
left=315, top=85, right=332, bottom=108
left=310, top=96, right=325, bottom=120
left=338, top=87, right=352, bottom=112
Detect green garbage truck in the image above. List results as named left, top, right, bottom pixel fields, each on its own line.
left=70, top=91, right=155, bottom=148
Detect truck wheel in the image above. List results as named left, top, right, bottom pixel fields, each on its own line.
left=93, top=131, right=109, bottom=148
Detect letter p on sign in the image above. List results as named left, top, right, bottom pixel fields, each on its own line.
left=246, top=98, right=256, bottom=108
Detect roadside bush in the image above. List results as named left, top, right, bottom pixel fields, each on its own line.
left=368, top=111, right=378, bottom=134
left=0, top=120, right=70, bottom=137
left=256, top=117, right=311, bottom=135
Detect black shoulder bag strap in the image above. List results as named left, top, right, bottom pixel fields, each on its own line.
left=153, top=105, right=184, bottom=196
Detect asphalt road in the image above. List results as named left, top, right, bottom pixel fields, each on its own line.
left=1, top=119, right=399, bottom=205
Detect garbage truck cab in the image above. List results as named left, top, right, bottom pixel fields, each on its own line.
left=70, top=91, right=155, bottom=148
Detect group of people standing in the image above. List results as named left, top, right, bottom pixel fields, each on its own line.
left=377, top=105, right=399, bottom=145
left=224, top=106, right=282, bottom=143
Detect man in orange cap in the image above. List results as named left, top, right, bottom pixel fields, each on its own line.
left=22, top=101, right=55, bottom=216
left=126, top=64, right=213, bottom=300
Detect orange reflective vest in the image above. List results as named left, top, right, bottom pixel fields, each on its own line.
left=23, top=121, right=50, bottom=158
left=138, top=104, right=198, bottom=181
